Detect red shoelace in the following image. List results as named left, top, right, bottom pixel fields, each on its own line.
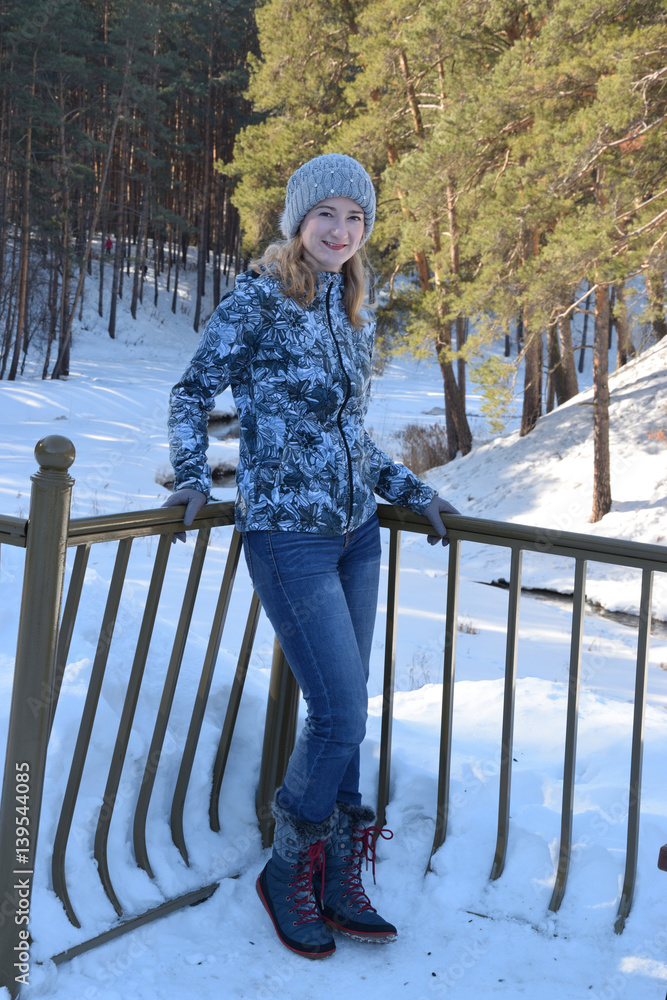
left=287, top=840, right=327, bottom=925
left=340, top=825, right=394, bottom=913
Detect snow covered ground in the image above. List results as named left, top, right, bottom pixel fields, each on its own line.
left=1, top=258, right=666, bottom=1000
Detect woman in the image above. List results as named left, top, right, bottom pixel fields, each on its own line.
left=165, top=153, right=459, bottom=958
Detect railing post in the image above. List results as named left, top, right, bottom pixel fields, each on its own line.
left=255, top=637, right=300, bottom=847
left=0, top=436, right=75, bottom=997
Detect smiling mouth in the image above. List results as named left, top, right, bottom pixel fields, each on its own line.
left=323, top=241, right=346, bottom=250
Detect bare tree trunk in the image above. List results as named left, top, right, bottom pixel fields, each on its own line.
left=456, top=316, right=467, bottom=398
left=398, top=48, right=424, bottom=143
left=7, top=51, right=36, bottom=382
left=166, top=229, right=173, bottom=293
left=520, top=230, right=542, bottom=436
left=0, top=234, right=19, bottom=378
left=108, top=122, right=129, bottom=339
left=171, top=226, right=181, bottom=313
left=56, top=67, right=72, bottom=377
left=645, top=271, right=666, bottom=341
left=42, top=248, right=59, bottom=378
left=131, top=178, right=149, bottom=319
left=446, top=179, right=468, bottom=413
left=546, top=327, right=558, bottom=413
left=194, top=40, right=214, bottom=333
left=0, top=89, right=11, bottom=311
left=57, top=230, right=71, bottom=376
left=213, top=178, right=224, bottom=304
left=98, top=213, right=107, bottom=318
left=98, top=0, right=110, bottom=321
left=615, top=281, right=628, bottom=368
left=53, top=45, right=130, bottom=376
left=435, top=321, right=472, bottom=458
left=578, top=286, right=591, bottom=373
left=557, top=309, right=578, bottom=398
left=520, top=327, right=543, bottom=435
left=153, top=232, right=159, bottom=307
left=592, top=282, right=612, bottom=522
left=432, top=229, right=472, bottom=456
left=547, top=319, right=575, bottom=411
left=437, top=319, right=457, bottom=460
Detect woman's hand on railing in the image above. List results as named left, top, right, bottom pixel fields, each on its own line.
left=424, top=496, right=460, bottom=547
left=161, top=488, right=207, bottom=543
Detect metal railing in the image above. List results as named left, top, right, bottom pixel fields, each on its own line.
left=1, top=435, right=666, bottom=996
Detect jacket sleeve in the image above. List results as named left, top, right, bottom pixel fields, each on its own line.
left=363, top=431, right=436, bottom=513
left=168, top=290, right=253, bottom=496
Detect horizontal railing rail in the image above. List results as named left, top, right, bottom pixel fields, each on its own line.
left=0, top=513, right=28, bottom=547
left=1, top=435, right=665, bottom=997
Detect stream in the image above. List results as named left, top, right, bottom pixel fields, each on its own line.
left=483, top=579, right=667, bottom=638
left=207, top=411, right=240, bottom=489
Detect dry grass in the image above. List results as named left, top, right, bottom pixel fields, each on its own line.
left=396, top=421, right=450, bottom=476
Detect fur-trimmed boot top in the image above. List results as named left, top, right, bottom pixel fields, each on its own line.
left=256, top=797, right=337, bottom=959
left=317, top=801, right=397, bottom=942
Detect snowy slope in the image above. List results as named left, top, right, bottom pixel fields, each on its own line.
left=420, top=337, right=667, bottom=620
left=1, top=257, right=666, bottom=1000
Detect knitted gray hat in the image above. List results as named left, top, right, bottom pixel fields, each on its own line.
left=280, top=153, right=376, bottom=241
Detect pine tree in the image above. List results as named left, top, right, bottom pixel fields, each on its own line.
left=229, top=0, right=365, bottom=255
left=0, top=0, right=258, bottom=377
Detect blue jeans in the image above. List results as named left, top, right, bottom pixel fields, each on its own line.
left=242, top=513, right=381, bottom=824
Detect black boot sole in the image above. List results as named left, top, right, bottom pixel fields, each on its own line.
left=322, top=912, right=398, bottom=943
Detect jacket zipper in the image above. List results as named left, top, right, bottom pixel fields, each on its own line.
left=325, top=282, right=354, bottom=531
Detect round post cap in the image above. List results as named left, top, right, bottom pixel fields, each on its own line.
left=34, top=435, right=76, bottom=471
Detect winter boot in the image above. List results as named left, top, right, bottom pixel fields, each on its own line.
left=256, top=798, right=337, bottom=959
left=318, top=802, right=397, bottom=942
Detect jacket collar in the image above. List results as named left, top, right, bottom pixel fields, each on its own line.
left=315, top=271, right=343, bottom=299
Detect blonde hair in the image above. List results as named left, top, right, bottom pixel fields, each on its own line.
left=251, top=235, right=372, bottom=329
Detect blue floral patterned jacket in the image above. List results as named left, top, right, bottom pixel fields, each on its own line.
left=168, top=270, right=436, bottom=534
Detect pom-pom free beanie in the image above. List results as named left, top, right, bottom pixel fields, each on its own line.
left=280, top=153, right=376, bottom=240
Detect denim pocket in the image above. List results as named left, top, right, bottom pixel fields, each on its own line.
left=265, top=531, right=283, bottom=586
left=241, top=532, right=255, bottom=585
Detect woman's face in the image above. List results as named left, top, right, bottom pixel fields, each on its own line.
left=299, top=196, right=365, bottom=273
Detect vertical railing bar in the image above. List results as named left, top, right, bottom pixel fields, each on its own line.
left=210, top=591, right=262, bottom=832
left=255, top=638, right=301, bottom=848
left=94, top=532, right=172, bottom=917
left=376, top=525, right=401, bottom=830
left=549, top=557, right=587, bottom=912
left=0, top=437, right=74, bottom=999
left=48, top=543, right=91, bottom=739
left=614, top=567, right=653, bottom=934
left=490, top=544, right=523, bottom=881
left=170, top=529, right=242, bottom=865
left=427, top=536, right=461, bottom=872
left=52, top=537, right=133, bottom=927
left=133, top=526, right=211, bottom=878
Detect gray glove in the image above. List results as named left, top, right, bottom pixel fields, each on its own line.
left=424, top=495, right=460, bottom=547
left=162, top=488, right=207, bottom=543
